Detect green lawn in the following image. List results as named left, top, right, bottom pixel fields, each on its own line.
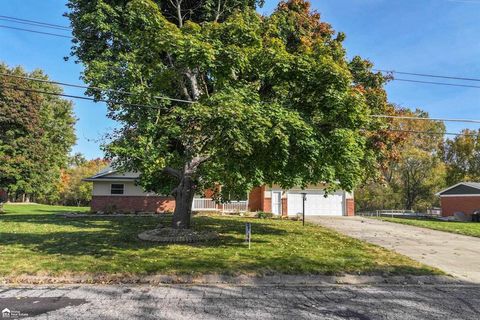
left=0, top=204, right=440, bottom=277
left=377, top=217, right=480, bottom=238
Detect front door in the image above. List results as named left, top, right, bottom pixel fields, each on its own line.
left=271, top=192, right=282, bottom=215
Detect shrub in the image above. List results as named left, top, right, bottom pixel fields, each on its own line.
left=256, top=211, right=273, bottom=219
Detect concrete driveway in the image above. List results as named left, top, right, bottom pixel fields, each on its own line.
left=309, top=216, right=480, bottom=283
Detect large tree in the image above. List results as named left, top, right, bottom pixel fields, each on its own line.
left=442, top=129, right=480, bottom=185
left=68, top=0, right=389, bottom=228
left=0, top=64, right=76, bottom=202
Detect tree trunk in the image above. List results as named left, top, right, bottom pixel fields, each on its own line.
left=172, top=175, right=195, bottom=229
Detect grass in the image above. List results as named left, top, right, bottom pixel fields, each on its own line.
left=0, top=204, right=441, bottom=277
left=376, top=217, right=480, bottom=238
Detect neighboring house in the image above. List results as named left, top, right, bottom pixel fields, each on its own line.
left=84, top=167, right=355, bottom=216
left=436, top=182, right=480, bottom=216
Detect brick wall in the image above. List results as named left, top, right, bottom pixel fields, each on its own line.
left=346, top=199, right=355, bottom=216
left=281, top=198, right=288, bottom=216
left=440, top=196, right=480, bottom=216
left=248, top=186, right=264, bottom=212
left=91, top=196, right=175, bottom=213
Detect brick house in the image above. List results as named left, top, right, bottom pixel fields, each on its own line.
left=84, top=167, right=355, bottom=216
left=436, top=182, right=480, bottom=217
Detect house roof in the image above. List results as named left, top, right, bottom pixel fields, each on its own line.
left=83, top=166, right=140, bottom=182
left=436, top=182, right=480, bottom=196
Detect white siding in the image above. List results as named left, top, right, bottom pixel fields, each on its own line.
left=92, top=181, right=157, bottom=196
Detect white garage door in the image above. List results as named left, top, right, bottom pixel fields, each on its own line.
left=287, top=191, right=344, bottom=216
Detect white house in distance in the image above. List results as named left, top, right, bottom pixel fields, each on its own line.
left=84, top=166, right=355, bottom=216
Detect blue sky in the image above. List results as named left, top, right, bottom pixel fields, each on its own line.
left=1, top=0, right=479, bottom=159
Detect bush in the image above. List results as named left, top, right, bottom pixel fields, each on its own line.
left=256, top=211, right=273, bottom=219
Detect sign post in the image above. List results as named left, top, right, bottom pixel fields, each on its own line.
left=301, top=192, right=307, bottom=226
left=245, top=222, right=251, bottom=249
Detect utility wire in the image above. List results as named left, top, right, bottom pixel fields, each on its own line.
left=3, top=15, right=480, bottom=91
left=376, top=128, right=477, bottom=137
left=1, top=83, right=476, bottom=137
left=0, top=84, right=165, bottom=110
left=0, top=72, right=195, bottom=104
left=0, top=24, right=73, bottom=39
left=371, top=115, right=480, bottom=124
left=3, top=72, right=480, bottom=123
left=392, top=78, right=480, bottom=89
left=374, top=69, right=480, bottom=82
left=0, top=15, right=70, bottom=30
left=0, top=16, right=71, bottom=31
left=2, top=14, right=480, bottom=87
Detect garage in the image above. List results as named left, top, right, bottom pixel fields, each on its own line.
left=287, top=191, right=345, bottom=216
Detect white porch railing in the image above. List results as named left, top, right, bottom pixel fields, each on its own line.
left=192, top=198, right=217, bottom=211
left=222, top=201, right=248, bottom=212
left=192, top=198, right=248, bottom=212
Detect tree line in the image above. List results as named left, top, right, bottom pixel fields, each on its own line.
left=0, top=63, right=108, bottom=206
left=356, top=110, right=480, bottom=213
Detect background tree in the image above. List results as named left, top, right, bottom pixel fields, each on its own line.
left=58, top=156, right=109, bottom=206
left=0, top=63, right=76, bottom=203
left=443, top=129, right=480, bottom=185
left=68, top=0, right=392, bottom=228
left=355, top=109, right=446, bottom=212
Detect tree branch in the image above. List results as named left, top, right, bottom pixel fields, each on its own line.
left=163, top=166, right=182, bottom=180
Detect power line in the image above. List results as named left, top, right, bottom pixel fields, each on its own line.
left=391, top=78, right=480, bottom=89
left=378, top=128, right=476, bottom=137
left=374, top=69, right=480, bottom=82
left=0, top=24, right=73, bottom=39
left=0, top=16, right=71, bottom=31
left=0, top=72, right=195, bottom=104
left=4, top=72, right=480, bottom=123
left=0, top=84, right=164, bottom=110
left=3, top=15, right=480, bottom=92
left=1, top=83, right=476, bottom=137
left=0, top=15, right=70, bottom=30
left=371, top=115, right=480, bottom=124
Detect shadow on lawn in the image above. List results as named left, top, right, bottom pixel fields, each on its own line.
left=0, top=214, right=287, bottom=256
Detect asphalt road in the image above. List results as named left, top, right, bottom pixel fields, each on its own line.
left=1, top=284, right=479, bottom=319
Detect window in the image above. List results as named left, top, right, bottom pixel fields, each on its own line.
left=111, top=184, right=124, bottom=195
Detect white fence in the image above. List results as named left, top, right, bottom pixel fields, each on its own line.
left=192, top=198, right=217, bottom=211
left=192, top=198, right=248, bottom=212
left=357, top=209, right=441, bottom=218
left=222, top=201, right=248, bottom=212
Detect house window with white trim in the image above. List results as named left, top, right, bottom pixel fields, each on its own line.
left=111, top=184, right=124, bottom=195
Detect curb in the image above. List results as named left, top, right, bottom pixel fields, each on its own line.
left=0, top=274, right=467, bottom=286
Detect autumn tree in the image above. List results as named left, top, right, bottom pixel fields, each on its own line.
left=0, top=63, right=76, bottom=202
left=442, top=129, right=480, bottom=185
left=356, top=109, right=446, bottom=212
left=68, top=0, right=391, bottom=228
left=58, top=155, right=109, bottom=206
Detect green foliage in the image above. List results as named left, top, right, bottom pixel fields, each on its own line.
left=356, top=109, right=446, bottom=212
left=443, top=129, right=480, bottom=185
left=57, top=156, right=110, bottom=206
left=256, top=211, right=273, bottom=219
left=0, top=64, right=76, bottom=202
left=67, top=0, right=392, bottom=226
